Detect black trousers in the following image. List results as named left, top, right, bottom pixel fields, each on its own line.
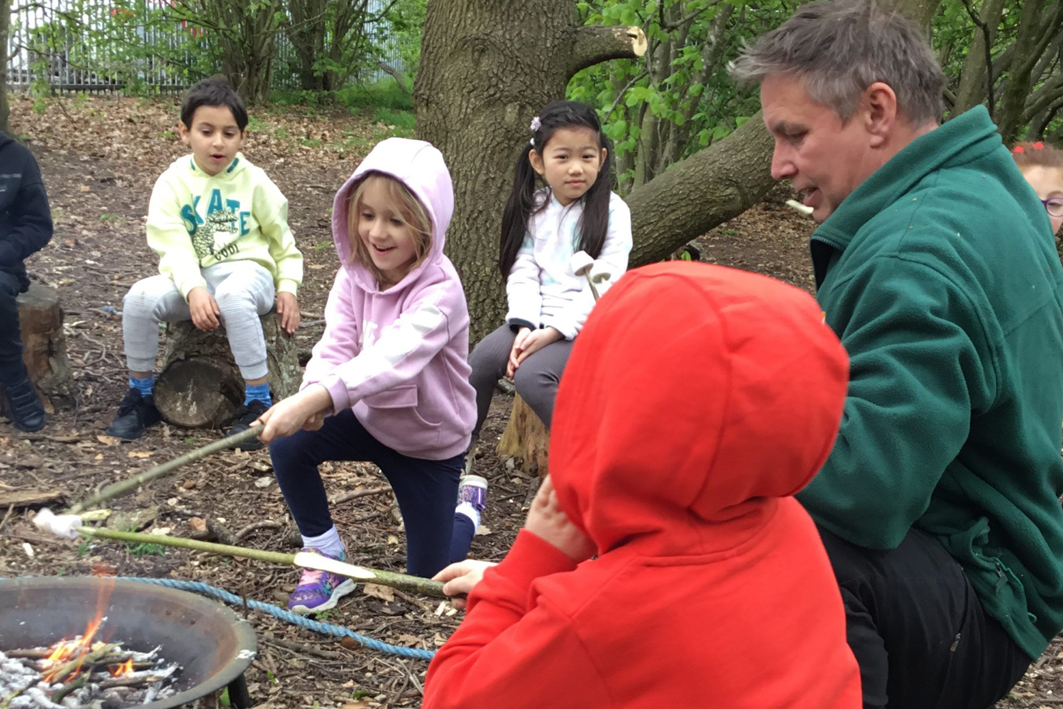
left=0, top=271, right=27, bottom=386
left=818, top=525, right=1031, bottom=709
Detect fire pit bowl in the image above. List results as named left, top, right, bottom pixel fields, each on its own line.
left=0, top=577, right=257, bottom=708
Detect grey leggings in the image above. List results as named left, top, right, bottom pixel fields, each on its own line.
left=467, top=324, right=574, bottom=440
left=122, top=261, right=275, bottom=380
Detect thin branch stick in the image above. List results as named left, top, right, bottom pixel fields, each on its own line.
left=67, top=425, right=264, bottom=514
left=76, top=527, right=447, bottom=598
left=330, top=486, right=393, bottom=505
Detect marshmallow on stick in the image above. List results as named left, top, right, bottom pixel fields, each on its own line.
left=570, top=251, right=612, bottom=301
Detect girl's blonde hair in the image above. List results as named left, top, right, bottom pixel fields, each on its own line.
left=347, top=173, right=433, bottom=287
left=1012, top=141, right=1063, bottom=171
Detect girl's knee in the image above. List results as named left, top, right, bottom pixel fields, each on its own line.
left=268, top=434, right=308, bottom=469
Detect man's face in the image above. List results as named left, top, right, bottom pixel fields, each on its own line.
left=761, top=75, right=878, bottom=223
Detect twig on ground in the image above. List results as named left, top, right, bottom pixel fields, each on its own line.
left=330, top=486, right=392, bottom=506
left=0, top=503, right=15, bottom=532
left=265, top=635, right=349, bottom=661
left=235, top=520, right=283, bottom=542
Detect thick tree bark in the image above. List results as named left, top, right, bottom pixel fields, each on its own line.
left=627, top=110, right=776, bottom=266
left=496, top=394, right=550, bottom=476
left=415, top=0, right=645, bottom=343
left=0, top=284, right=73, bottom=414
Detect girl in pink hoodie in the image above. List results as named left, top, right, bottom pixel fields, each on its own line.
left=256, top=138, right=478, bottom=615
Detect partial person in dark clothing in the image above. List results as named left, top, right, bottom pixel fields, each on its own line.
left=0, top=132, right=53, bottom=432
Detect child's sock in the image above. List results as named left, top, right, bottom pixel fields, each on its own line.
left=244, top=382, right=272, bottom=407
left=301, top=526, right=345, bottom=559
left=129, top=374, right=154, bottom=399
left=455, top=502, right=482, bottom=530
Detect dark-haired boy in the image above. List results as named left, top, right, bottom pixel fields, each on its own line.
left=106, top=78, right=303, bottom=447
left=0, top=132, right=53, bottom=432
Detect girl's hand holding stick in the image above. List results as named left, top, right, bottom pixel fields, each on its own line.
left=255, top=384, right=333, bottom=444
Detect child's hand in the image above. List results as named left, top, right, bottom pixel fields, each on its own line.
left=507, top=327, right=532, bottom=378
left=514, top=327, right=563, bottom=368
left=188, top=287, right=220, bottom=331
left=276, top=292, right=300, bottom=335
left=524, top=476, right=595, bottom=563
left=255, top=385, right=332, bottom=443
left=433, top=559, right=498, bottom=610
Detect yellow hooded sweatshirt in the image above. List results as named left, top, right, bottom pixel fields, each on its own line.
left=146, top=152, right=303, bottom=299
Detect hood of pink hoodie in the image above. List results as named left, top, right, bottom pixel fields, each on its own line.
left=332, top=138, right=454, bottom=294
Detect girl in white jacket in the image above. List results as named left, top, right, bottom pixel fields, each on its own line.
left=467, top=101, right=632, bottom=462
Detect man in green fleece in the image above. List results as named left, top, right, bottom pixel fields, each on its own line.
left=731, top=1, right=1063, bottom=707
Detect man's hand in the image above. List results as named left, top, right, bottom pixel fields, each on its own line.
left=507, top=327, right=533, bottom=378
left=514, top=327, right=563, bottom=368
left=433, top=559, right=498, bottom=610
left=187, top=286, right=220, bottom=331
left=276, top=292, right=301, bottom=335
left=255, top=385, right=332, bottom=443
left=524, top=476, right=595, bottom=562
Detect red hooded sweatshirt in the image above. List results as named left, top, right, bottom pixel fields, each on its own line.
left=424, top=262, right=861, bottom=709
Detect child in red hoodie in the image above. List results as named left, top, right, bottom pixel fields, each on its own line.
left=423, top=261, right=861, bottom=709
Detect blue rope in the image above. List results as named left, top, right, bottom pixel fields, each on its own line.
left=117, top=577, right=436, bottom=661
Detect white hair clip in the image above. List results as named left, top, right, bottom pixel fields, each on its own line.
left=530, top=116, right=541, bottom=132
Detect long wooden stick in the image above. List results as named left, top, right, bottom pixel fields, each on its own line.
left=67, top=425, right=264, bottom=514
left=77, top=526, right=446, bottom=598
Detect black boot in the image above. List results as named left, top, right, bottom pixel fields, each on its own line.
left=227, top=399, right=269, bottom=451
left=106, top=388, right=162, bottom=441
left=2, top=378, right=46, bottom=432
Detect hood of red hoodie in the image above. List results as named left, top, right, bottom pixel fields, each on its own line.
left=549, top=262, right=849, bottom=557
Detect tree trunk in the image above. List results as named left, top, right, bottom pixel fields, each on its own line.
left=0, top=283, right=73, bottom=415
left=154, top=313, right=300, bottom=428
left=626, top=111, right=776, bottom=266
left=496, top=394, right=550, bottom=476
left=415, top=0, right=645, bottom=343
left=0, top=0, right=10, bottom=135
left=952, top=0, right=1005, bottom=115
left=996, top=0, right=1063, bottom=143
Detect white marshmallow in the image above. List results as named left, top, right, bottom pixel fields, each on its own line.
left=32, top=508, right=83, bottom=540
left=569, top=250, right=595, bottom=277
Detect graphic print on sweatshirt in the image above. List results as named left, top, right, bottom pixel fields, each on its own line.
left=181, top=188, right=250, bottom=262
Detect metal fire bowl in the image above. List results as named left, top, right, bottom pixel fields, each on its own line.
left=0, top=577, right=257, bottom=709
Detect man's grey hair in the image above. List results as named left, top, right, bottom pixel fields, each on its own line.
left=729, top=0, right=945, bottom=125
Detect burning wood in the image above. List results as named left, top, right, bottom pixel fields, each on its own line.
left=0, top=627, right=179, bottom=709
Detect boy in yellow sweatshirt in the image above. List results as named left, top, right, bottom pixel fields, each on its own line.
left=107, top=78, right=303, bottom=448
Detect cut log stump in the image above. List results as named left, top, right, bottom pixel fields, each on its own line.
left=154, top=313, right=300, bottom=428
left=0, top=283, right=73, bottom=414
left=496, top=394, right=550, bottom=477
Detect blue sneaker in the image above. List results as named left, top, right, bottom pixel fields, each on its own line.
left=288, top=548, right=356, bottom=615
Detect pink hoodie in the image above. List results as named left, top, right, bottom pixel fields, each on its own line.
left=301, top=138, right=476, bottom=460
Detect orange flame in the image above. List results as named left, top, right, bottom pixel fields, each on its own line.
left=110, top=658, right=135, bottom=677
left=41, top=616, right=103, bottom=682
left=41, top=575, right=115, bottom=683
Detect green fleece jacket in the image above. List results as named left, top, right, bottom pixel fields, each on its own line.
left=797, top=107, right=1063, bottom=660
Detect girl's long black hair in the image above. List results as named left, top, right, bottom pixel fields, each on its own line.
left=498, top=100, right=614, bottom=279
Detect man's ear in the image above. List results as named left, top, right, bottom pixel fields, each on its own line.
left=863, top=82, right=898, bottom=149
left=178, top=121, right=190, bottom=145
left=529, top=148, right=545, bottom=176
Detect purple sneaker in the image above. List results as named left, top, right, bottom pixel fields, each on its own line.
left=457, top=475, right=488, bottom=513
left=288, top=548, right=356, bottom=615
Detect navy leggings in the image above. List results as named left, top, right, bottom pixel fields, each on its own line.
left=269, top=408, right=475, bottom=578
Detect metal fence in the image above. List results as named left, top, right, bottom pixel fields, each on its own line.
left=5, top=0, right=406, bottom=93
